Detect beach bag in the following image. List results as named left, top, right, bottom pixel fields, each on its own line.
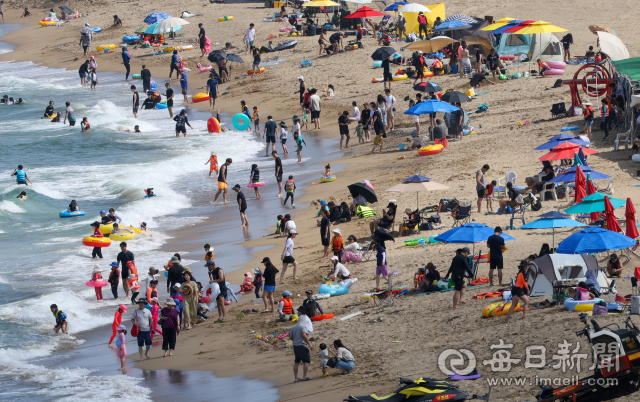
left=419, top=222, right=432, bottom=230
left=428, top=214, right=441, bottom=224
left=131, top=324, right=139, bottom=337
left=531, top=198, right=542, bottom=211
left=437, top=279, right=450, bottom=289
left=593, top=304, right=608, bottom=316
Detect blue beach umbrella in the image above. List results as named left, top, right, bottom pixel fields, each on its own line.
left=538, top=210, right=568, bottom=218
left=432, top=20, right=472, bottom=31
left=384, top=2, right=408, bottom=11
left=404, top=100, right=460, bottom=115
left=534, top=139, right=590, bottom=150
left=549, top=133, right=577, bottom=141
left=556, top=227, right=636, bottom=254
left=144, top=12, right=171, bottom=24
left=520, top=217, right=587, bottom=249
left=403, top=175, right=431, bottom=182
left=435, top=223, right=515, bottom=254
left=144, top=21, right=182, bottom=34
left=549, top=170, right=611, bottom=183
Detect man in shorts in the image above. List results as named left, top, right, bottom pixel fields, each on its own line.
left=382, top=56, right=393, bottom=90
left=486, top=226, right=505, bottom=286
left=309, top=88, right=321, bottom=129
left=206, top=72, right=219, bottom=110
left=243, top=23, right=256, bottom=54
left=263, top=115, right=278, bottom=156
left=233, top=184, right=249, bottom=227
left=214, top=158, right=232, bottom=203
left=131, top=298, right=154, bottom=360
left=444, top=247, right=472, bottom=309
left=289, top=305, right=313, bottom=382
left=164, top=82, right=174, bottom=118
left=476, top=164, right=489, bottom=213
left=384, top=88, right=396, bottom=131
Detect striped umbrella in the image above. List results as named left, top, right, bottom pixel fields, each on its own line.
left=443, top=14, right=477, bottom=24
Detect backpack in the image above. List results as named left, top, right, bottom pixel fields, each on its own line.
left=427, top=214, right=441, bottom=224
left=285, top=180, right=295, bottom=192
left=553, top=79, right=563, bottom=88
left=531, top=198, right=542, bottom=211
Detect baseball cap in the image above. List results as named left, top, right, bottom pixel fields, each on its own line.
left=461, top=247, right=471, bottom=253
left=330, top=256, right=339, bottom=261
left=118, top=304, right=127, bottom=312
left=305, top=290, right=313, bottom=294
left=282, top=290, right=292, bottom=296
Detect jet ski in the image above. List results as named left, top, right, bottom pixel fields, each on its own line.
left=181, top=11, right=198, bottom=18
left=344, top=377, right=469, bottom=402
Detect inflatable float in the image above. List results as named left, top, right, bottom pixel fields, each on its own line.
left=92, top=28, right=102, bottom=33
left=247, top=67, right=266, bottom=75
left=462, top=126, right=476, bottom=136
left=109, top=230, right=136, bottom=242
left=132, top=74, right=141, bottom=80
left=543, top=68, right=564, bottom=76
left=122, top=35, right=139, bottom=43
left=232, top=113, right=250, bottom=130
left=372, top=74, right=407, bottom=83
left=429, top=235, right=441, bottom=244
left=320, top=175, right=336, bottom=182
left=59, top=210, right=85, bottom=218
left=417, top=144, right=444, bottom=156
left=96, top=44, right=115, bottom=51
left=547, top=61, right=567, bottom=69
left=192, top=93, right=210, bottom=103
left=499, top=54, right=516, bottom=61
left=86, top=280, right=108, bottom=287
left=563, top=297, right=603, bottom=311
left=82, top=237, right=111, bottom=247
left=42, top=114, right=56, bottom=119
left=311, top=313, right=334, bottom=322
left=248, top=182, right=265, bottom=188
left=482, top=301, right=523, bottom=317
left=318, top=283, right=350, bottom=296
left=39, top=20, right=56, bottom=26
left=198, top=63, right=213, bottom=73
left=218, top=16, right=233, bottom=22
left=207, top=117, right=221, bottom=133
left=156, top=102, right=168, bottom=109
left=404, top=237, right=427, bottom=246
left=99, top=223, right=114, bottom=235
left=125, top=226, right=147, bottom=234
left=560, top=126, right=579, bottom=132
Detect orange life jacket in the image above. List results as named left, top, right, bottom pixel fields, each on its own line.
left=601, top=105, right=609, bottom=118
left=539, top=60, right=550, bottom=69
left=210, top=155, right=218, bottom=173
left=332, top=236, right=344, bottom=253
left=279, top=298, right=293, bottom=314
left=129, top=276, right=140, bottom=290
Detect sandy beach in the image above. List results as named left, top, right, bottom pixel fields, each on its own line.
left=4, top=1, right=640, bottom=401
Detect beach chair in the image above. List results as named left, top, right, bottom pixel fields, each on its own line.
left=370, top=275, right=394, bottom=308
left=402, top=210, right=421, bottom=236
left=550, top=102, right=566, bottom=119
left=599, top=279, right=617, bottom=302
left=452, top=202, right=472, bottom=227
left=598, top=180, right=614, bottom=196
left=510, top=198, right=528, bottom=228
left=614, top=128, right=632, bottom=151
left=361, top=240, right=377, bottom=262
left=541, top=181, right=558, bottom=202
left=497, top=171, right=517, bottom=197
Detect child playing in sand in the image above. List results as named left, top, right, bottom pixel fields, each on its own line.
left=81, top=117, right=90, bottom=131
left=252, top=267, right=263, bottom=299
left=115, top=324, right=127, bottom=372
left=370, top=132, right=383, bottom=154
left=319, top=343, right=329, bottom=376
left=294, top=131, right=306, bottom=163
left=205, top=151, right=218, bottom=176
left=252, top=106, right=260, bottom=135
left=91, top=265, right=103, bottom=300
left=250, top=163, right=261, bottom=199
left=325, top=84, right=335, bottom=98
left=322, top=164, right=332, bottom=178
left=355, top=120, right=364, bottom=144
left=485, top=180, right=497, bottom=212
left=240, top=272, right=254, bottom=293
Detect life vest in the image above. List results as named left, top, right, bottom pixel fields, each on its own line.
left=147, top=287, right=158, bottom=300
left=285, top=179, right=295, bottom=192
left=129, top=276, right=141, bottom=290
left=417, top=14, right=427, bottom=24
left=210, top=155, right=218, bottom=173
left=252, top=109, right=260, bottom=119
left=53, top=309, right=67, bottom=324
left=205, top=251, right=214, bottom=261
left=538, top=60, right=550, bottom=69
left=279, top=297, right=293, bottom=314
left=108, top=269, right=120, bottom=283
left=242, top=105, right=249, bottom=116
left=584, top=105, right=593, bottom=118
left=332, top=236, right=344, bottom=253
left=601, top=105, right=609, bottom=118
left=15, top=170, right=26, bottom=182
left=416, top=274, right=424, bottom=283
left=356, top=205, right=378, bottom=218
left=251, top=168, right=260, bottom=182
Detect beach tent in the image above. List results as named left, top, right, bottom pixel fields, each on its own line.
left=403, top=2, right=445, bottom=35
left=526, top=254, right=609, bottom=297
left=495, top=32, right=563, bottom=61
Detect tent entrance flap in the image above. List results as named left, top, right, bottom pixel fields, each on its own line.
left=527, top=254, right=607, bottom=297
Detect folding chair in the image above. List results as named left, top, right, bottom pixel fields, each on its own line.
left=599, top=279, right=617, bottom=302
left=550, top=102, right=566, bottom=119
left=597, top=180, right=614, bottom=196
left=452, top=202, right=472, bottom=227
left=510, top=200, right=528, bottom=228
left=541, top=181, right=558, bottom=202
left=402, top=210, right=421, bottom=236
left=361, top=240, right=377, bottom=262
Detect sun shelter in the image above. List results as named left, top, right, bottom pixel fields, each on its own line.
left=495, top=32, right=564, bottom=61
left=527, top=253, right=609, bottom=297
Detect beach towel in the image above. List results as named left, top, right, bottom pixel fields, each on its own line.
left=204, top=36, right=211, bottom=53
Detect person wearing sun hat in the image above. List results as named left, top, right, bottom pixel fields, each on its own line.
left=331, top=227, right=344, bottom=261
left=90, top=264, right=104, bottom=300
left=109, top=304, right=128, bottom=346
left=131, top=297, right=154, bottom=360
left=115, top=324, right=128, bottom=371
left=160, top=298, right=179, bottom=356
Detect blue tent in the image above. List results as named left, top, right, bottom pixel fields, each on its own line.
left=556, top=227, right=635, bottom=254
left=404, top=100, right=460, bottom=115
left=144, top=12, right=171, bottom=25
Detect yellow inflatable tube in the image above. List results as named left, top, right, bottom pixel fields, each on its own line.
left=218, top=16, right=234, bottom=22
left=320, top=175, right=336, bottom=182
left=99, top=223, right=114, bottom=235
left=39, top=20, right=56, bottom=26
left=96, top=44, right=116, bottom=51
left=371, top=74, right=408, bottom=83
left=109, top=229, right=137, bottom=242
left=482, top=301, right=522, bottom=317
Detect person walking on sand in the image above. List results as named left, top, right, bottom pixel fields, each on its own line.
left=131, top=298, right=154, bottom=360
left=214, top=158, right=232, bottom=203
left=487, top=226, right=505, bottom=286
left=296, top=76, right=307, bottom=112
left=261, top=257, right=279, bottom=313
left=320, top=208, right=330, bottom=258
left=476, top=164, right=489, bottom=213
left=80, top=23, right=93, bottom=57
left=122, top=47, right=131, bottom=80
left=164, top=82, right=175, bottom=118
left=232, top=184, right=249, bottom=227
left=289, top=305, right=313, bottom=382
left=131, top=85, right=139, bottom=118
left=505, top=260, right=531, bottom=324
left=309, top=88, right=321, bottom=129
left=273, top=150, right=283, bottom=197
left=160, top=298, right=179, bottom=356
left=197, top=23, right=206, bottom=57
left=263, top=116, right=278, bottom=156
left=244, top=23, right=256, bottom=54
left=338, top=110, right=350, bottom=149
left=280, top=230, right=299, bottom=283
left=109, top=304, right=127, bottom=346
left=444, top=247, right=473, bottom=309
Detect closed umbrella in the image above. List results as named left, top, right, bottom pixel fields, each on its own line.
left=578, top=147, right=588, bottom=166
left=586, top=174, right=599, bottom=222
left=404, top=99, right=460, bottom=115
left=347, top=182, right=378, bottom=204
left=371, top=46, right=396, bottom=60
left=604, top=196, right=622, bottom=233
left=520, top=216, right=587, bottom=249
left=564, top=193, right=626, bottom=214
left=144, top=12, right=171, bottom=24
left=439, top=91, right=471, bottom=103
left=406, top=36, right=457, bottom=53
left=574, top=165, right=586, bottom=204
left=226, top=54, right=244, bottom=63
left=413, top=82, right=442, bottom=93
left=434, top=223, right=515, bottom=254
left=208, top=50, right=227, bottom=63
left=385, top=175, right=449, bottom=211
left=556, top=227, right=635, bottom=254
left=626, top=198, right=639, bottom=239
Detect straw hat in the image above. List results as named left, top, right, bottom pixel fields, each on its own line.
left=93, top=264, right=102, bottom=272
left=165, top=298, right=176, bottom=306
left=332, top=228, right=341, bottom=235
left=211, top=151, right=217, bottom=156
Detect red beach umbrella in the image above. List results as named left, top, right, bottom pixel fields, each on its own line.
left=574, top=165, right=586, bottom=204
left=500, top=20, right=535, bottom=33
left=604, top=195, right=622, bottom=233
left=345, top=6, right=388, bottom=18
left=586, top=175, right=599, bottom=222
left=539, top=142, right=597, bottom=161
left=625, top=198, right=639, bottom=239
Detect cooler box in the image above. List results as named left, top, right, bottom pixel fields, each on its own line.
left=631, top=296, right=640, bottom=315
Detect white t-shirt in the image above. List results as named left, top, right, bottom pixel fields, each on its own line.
left=132, top=308, right=152, bottom=332
left=337, top=347, right=354, bottom=362
left=344, top=242, right=362, bottom=253
left=285, top=220, right=296, bottom=232
left=293, top=122, right=301, bottom=134
left=310, top=94, right=321, bottom=111
left=280, top=128, right=288, bottom=139
left=384, top=95, right=396, bottom=110
left=351, top=106, right=360, bottom=120
left=332, top=262, right=350, bottom=277
left=299, top=314, right=313, bottom=333
left=283, top=237, right=294, bottom=257
left=245, top=28, right=256, bottom=42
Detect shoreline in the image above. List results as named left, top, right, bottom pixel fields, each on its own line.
left=5, top=3, right=640, bottom=401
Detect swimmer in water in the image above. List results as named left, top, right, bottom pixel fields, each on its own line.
left=100, top=209, right=114, bottom=224
left=81, top=117, right=90, bottom=131
left=145, top=188, right=155, bottom=198
left=16, top=191, right=27, bottom=200
left=67, top=199, right=82, bottom=212
left=140, top=222, right=147, bottom=231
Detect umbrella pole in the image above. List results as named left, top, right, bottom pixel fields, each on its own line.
left=552, top=227, right=555, bottom=250
left=416, top=192, right=419, bottom=213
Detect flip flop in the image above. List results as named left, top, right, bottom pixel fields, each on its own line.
left=302, top=377, right=311, bottom=381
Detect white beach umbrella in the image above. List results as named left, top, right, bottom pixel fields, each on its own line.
left=155, top=17, right=190, bottom=46
left=347, top=0, right=372, bottom=3
left=398, top=3, right=431, bottom=13
left=596, top=31, right=629, bottom=61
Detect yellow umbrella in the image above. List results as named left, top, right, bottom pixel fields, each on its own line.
left=305, top=0, right=340, bottom=6
left=516, top=21, right=567, bottom=34
left=480, top=17, right=516, bottom=31
left=406, top=36, right=456, bottom=53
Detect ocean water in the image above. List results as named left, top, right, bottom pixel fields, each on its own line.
left=0, top=24, right=292, bottom=401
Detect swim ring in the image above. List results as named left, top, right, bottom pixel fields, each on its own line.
left=318, top=283, right=349, bottom=296
left=156, top=102, right=168, bottom=109
left=164, top=47, right=175, bottom=52
left=428, top=235, right=441, bottom=244
left=109, top=230, right=136, bottom=242
left=86, top=280, right=108, bottom=287
left=563, top=297, right=603, bottom=311
left=181, top=45, right=194, bottom=51
left=38, top=20, right=56, bottom=26
left=92, top=28, right=102, bottom=33
left=372, top=74, right=407, bottom=83
left=373, top=60, right=382, bottom=68
left=192, top=93, right=210, bottom=103
left=59, top=210, right=85, bottom=218
left=417, top=144, right=444, bottom=156
left=82, top=237, right=111, bottom=247
left=247, top=67, right=266, bottom=75
left=423, top=70, right=435, bottom=77
left=132, top=74, right=141, bottom=80
left=462, top=126, right=475, bottom=136
left=320, top=175, right=336, bottom=182
left=99, top=223, right=114, bottom=235
left=311, top=313, right=334, bottom=322
left=218, top=16, right=234, bottom=22
left=96, top=44, right=115, bottom=51
left=543, top=68, right=564, bottom=76
left=499, top=55, right=515, bottom=61
left=547, top=61, right=567, bottom=69
left=122, top=35, right=139, bottom=43
left=232, top=113, right=250, bottom=130
left=124, top=226, right=147, bottom=234
left=482, top=301, right=522, bottom=317
left=42, top=114, right=56, bottom=119
left=404, top=238, right=427, bottom=246
left=560, top=126, right=579, bottom=132
left=248, top=182, right=265, bottom=188
left=207, top=117, right=221, bottom=133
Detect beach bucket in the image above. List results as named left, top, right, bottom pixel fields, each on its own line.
left=399, top=144, right=405, bottom=150
left=464, top=88, right=474, bottom=97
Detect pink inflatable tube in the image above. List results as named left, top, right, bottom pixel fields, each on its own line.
left=544, top=68, right=565, bottom=76
left=197, top=63, right=212, bottom=73
left=546, top=61, right=567, bottom=69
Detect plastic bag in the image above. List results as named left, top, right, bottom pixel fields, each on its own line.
left=437, top=279, right=449, bottom=289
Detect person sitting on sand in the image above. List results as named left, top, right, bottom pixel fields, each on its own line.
left=419, top=263, right=441, bottom=292
left=22, top=7, right=32, bottom=17
left=48, top=9, right=59, bottom=21
left=275, top=6, right=288, bottom=22
left=342, top=235, right=362, bottom=263
left=113, top=15, right=122, bottom=27
left=414, top=267, right=425, bottom=290
left=409, top=131, right=424, bottom=150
